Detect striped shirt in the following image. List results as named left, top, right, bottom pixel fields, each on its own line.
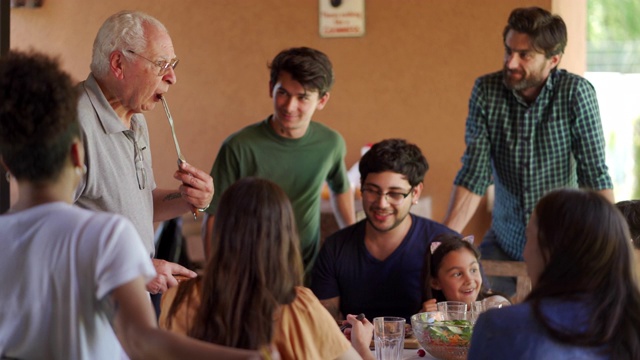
left=454, top=69, right=613, bottom=260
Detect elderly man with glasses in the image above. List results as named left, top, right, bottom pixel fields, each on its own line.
left=74, top=11, right=212, bottom=298
left=311, top=138, right=458, bottom=322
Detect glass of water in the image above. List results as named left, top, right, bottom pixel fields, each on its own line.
left=373, top=316, right=405, bottom=360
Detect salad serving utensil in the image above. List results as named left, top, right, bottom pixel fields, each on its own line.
left=159, top=95, right=186, bottom=166
left=159, top=95, right=197, bottom=219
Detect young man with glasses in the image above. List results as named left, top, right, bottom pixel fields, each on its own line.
left=74, top=11, right=213, bottom=297
left=311, top=138, right=457, bottom=322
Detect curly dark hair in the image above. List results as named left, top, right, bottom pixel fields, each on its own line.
left=268, top=47, right=334, bottom=97
left=502, top=7, right=567, bottom=58
left=359, top=138, right=429, bottom=187
left=0, top=50, right=79, bottom=182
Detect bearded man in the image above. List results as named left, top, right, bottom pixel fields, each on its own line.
left=442, top=7, right=613, bottom=296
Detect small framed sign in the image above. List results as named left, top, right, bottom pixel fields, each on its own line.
left=319, top=0, right=365, bottom=38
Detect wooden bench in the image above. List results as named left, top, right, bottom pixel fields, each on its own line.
left=480, top=260, right=532, bottom=304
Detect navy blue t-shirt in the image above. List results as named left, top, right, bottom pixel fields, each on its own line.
left=311, top=214, right=457, bottom=322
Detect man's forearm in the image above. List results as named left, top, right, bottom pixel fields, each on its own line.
left=443, top=185, right=483, bottom=233
left=152, top=188, right=191, bottom=222
left=330, top=189, right=356, bottom=229
left=319, top=297, right=342, bottom=321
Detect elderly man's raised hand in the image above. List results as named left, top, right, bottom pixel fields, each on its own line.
left=174, top=161, right=214, bottom=212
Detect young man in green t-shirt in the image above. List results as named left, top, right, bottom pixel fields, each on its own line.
left=203, top=47, right=355, bottom=280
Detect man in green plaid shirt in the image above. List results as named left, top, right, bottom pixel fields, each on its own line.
left=443, top=7, right=613, bottom=296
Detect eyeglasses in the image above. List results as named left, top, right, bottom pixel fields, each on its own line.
left=125, top=128, right=147, bottom=190
left=134, top=140, right=147, bottom=190
left=361, top=187, right=413, bottom=205
left=126, top=50, right=179, bottom=76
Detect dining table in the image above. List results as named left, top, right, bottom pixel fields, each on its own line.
left=364, top=321, right=441, bottom=360
left=369, top=348, right=437, bottom=360
left=369, top=333, right=437, bottom=360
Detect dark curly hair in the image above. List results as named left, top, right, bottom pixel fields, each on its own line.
left=359, top=138, right=429, bottom=188
left=268, top=47, right=334, bottom=97
left=0, top=50, right=79, bottom=182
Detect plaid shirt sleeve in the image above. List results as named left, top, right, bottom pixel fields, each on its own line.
left=569, top=78, right=613, bottom=190
left=454, top=77, right=494, bottom=195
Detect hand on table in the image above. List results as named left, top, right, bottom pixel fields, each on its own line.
left=147, top=258, right=197, bottom=294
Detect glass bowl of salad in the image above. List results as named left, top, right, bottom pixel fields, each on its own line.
left=411, top=311, right=475, bottom=360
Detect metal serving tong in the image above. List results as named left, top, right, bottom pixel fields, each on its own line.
left=159, top=95, right=186, bottom=166
left=159, top=95, right=197, bottom=219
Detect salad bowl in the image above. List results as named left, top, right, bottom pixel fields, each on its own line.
left=411, top=311, right=475, bottom=360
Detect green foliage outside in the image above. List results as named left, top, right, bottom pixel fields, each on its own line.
left=634, top=116, right=640, bottom=199
left=588, top=0, right=640, bottom=42
left=588, top=0, right=640, bottom=197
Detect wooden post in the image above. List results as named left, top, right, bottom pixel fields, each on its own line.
left=0, top=0, right=10, bottom=213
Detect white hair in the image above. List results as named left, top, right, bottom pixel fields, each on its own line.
left=90, top=10, right=167, bottom=78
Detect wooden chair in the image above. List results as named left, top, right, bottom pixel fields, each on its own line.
left=480, top=260, right=532, bottom=304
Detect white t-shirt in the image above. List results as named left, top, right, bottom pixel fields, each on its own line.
left=0, top=202, right=156, bottom=359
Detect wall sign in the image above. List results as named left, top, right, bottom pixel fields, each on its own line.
left=319, top=0, right=365, bottom=38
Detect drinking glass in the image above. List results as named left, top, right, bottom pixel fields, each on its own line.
left=436, top=301, right=467, bottom=312
left=437, top=301, right=468, bottom=321
left=483, top=297, right=511, bottom=310
left=467, top=300, right=486, bottom=323
left=373, top=316, right=405, bottom=360
left=470, top=300, right=485, bottom=313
